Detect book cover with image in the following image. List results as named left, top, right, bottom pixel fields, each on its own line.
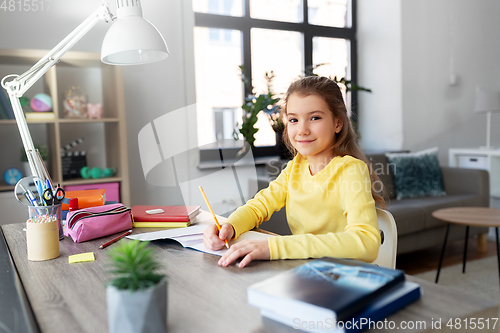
left=248, top=257, right=405, bottom=324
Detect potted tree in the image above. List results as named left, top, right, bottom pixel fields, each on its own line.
left=233, top=66, right=280, bottom=152
left=106, top=239, right=167, bottom=333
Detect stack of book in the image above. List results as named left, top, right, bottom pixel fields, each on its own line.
left=131, top=205, right=201, bottom=228
left=24, top=112, right=55, bottom=121
left=248, top=258, right=421, bottom=333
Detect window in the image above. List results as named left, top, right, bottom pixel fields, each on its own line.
left=193, top=0, right=357, bottom=155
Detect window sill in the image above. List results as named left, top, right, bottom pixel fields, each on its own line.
left=198, top=155, right=280, bottom=170
left=197, top=140, right=283, bottom=170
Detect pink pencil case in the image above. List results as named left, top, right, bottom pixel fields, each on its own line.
left=64, top=203, right=132, bottom=243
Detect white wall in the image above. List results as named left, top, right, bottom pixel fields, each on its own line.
left=358, top=0, right=403, bottom=152
left=358, top=0, right=500, bottom=163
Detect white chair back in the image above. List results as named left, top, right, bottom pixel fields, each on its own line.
left=372, top=208, right=398, bottom=269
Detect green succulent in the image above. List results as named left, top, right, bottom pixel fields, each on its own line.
left=107, top=239, right=164, bottom=292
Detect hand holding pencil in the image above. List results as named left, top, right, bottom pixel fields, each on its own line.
left=199, top=186, right=230, bottom=249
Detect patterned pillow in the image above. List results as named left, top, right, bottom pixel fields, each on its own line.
left=385, top=148, right=446, bottom=200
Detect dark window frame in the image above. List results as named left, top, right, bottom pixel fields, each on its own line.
left=194, top=0, right=358, bottom=159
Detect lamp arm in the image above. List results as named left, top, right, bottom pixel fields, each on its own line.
left=0, top=1, right=114, bottom=181
left=2, top=2, right=114, bottom=97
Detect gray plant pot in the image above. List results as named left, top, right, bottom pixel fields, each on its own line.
left=106, top=279, right=167, bottom=333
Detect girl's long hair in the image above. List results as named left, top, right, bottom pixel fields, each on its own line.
left=280, top=76, right=386, bottom=208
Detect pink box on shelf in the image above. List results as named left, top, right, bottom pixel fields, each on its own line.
left=64, top=182, right=120, bottom=203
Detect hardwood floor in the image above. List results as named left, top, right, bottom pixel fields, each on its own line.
left=396, top=236, right=498, bottom=275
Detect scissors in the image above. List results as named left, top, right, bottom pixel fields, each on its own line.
left=42, top=184, right=66, bottom=205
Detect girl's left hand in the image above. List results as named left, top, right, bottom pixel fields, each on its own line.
left=218, top=239, right=270, bottom=268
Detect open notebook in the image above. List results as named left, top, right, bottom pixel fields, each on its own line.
left=127, top=210, right=272, bottom=256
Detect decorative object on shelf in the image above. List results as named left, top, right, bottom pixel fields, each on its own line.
left=20, top=144, right=48, bottom=177
left=63, top=86, right=87, bottom=118
left=87, top=103, right=103, bottom=119
left=233, top=66, right=280, bottom=151
left=3, top=167, right=23, bottom=185
left=61, top=138, right=87, bottom=180
left=106, top=239, right=167, bottom=333
left=0, top=0, right=169, bottom=193
left=474, top=88, right=500, bottom=150
left=80, top=166, right=116, bottom=179
left=62, top=151, right=87, bottom=180
left=30, top=93, right=52, bottom=112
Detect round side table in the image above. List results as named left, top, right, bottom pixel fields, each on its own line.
left=432, top=207, right=500, bottom=286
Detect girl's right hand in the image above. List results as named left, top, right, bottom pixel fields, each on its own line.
left=203, top=223, right=235, bottom=250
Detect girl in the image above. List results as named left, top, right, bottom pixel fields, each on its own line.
left=203, top=76, right=385, bottom=268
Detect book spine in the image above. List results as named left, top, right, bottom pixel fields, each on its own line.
left=348, top=286, right=421, bottom=333
left=133, top=215, right=191, bottom=222
left=0, top=100, right=8, bottom=119
left=132, top=222, right=190, bottom=228
left=0, top=90, right=15, bottom=119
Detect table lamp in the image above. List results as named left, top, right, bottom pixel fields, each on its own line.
left=474, top=89, right=500, bottom=150
left=0, top=0, right=169, bottom=189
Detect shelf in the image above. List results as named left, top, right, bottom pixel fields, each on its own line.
left=58, top=118, right=119, bottom=124
left=0, top=184, right=15, bottom=192
left=0, top=118, right=119, bottom=124
left=0, top=48, right=130, bottom=206
left=61, top=176, right=122, bottom=186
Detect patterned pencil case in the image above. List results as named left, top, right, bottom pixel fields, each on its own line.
left=64, top=203, right=132, bottom=243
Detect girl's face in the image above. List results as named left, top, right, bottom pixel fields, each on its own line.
left=286, top=93, right=343, bottom=162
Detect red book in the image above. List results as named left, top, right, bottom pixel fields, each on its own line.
left=131, top=205, right=201, bottom=222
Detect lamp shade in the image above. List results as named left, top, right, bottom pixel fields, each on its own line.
left=474, top=90, right=500, bottom=114
left=101, top=1, right=169, bottom=65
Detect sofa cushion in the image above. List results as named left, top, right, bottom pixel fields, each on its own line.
left=386, top=148, right=446, bottom=200
left=366, top=154, right=396, bottom=200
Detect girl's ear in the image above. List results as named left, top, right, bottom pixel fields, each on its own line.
left=334, top=117, right=343, bottom=133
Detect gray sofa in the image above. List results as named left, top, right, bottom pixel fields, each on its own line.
left=256, top=154, right=490, bottom=255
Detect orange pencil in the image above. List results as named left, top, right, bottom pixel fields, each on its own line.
left=99, top=229, right=132, bottom=249
left=199, top=186, right=230, bottom=249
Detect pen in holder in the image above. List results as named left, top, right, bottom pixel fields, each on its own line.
left=26, top=204, right=61, bottom=261
left=15, top=176, right=64, bottom=241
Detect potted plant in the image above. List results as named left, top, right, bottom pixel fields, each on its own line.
left=233, top=66, right=281, bottom=151
left=106, top=239, right=167, bottom=333
left=20, top=144, right=49, bottom=177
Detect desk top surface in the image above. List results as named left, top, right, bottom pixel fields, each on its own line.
left=1, top=222, right=499, bottom=333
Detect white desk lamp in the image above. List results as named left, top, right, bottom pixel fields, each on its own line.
left=0, top=0, right=168, bottom=188
left=474, top=89, right=500, bottom=150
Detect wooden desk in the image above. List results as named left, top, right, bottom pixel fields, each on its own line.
left=1, top=223, right=499, bottom=333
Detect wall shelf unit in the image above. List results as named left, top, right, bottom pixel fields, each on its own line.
left=0, top=49, right=130, bottom=206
